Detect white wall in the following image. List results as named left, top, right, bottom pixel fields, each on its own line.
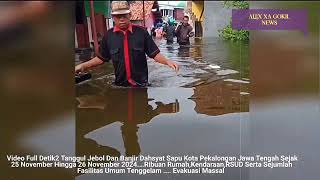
left=203, top=1, right=231, bottom=37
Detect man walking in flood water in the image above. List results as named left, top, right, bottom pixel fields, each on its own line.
left=175, top=15, right=194, bottom=46
left=75, top=1, right=179, bottom=87
left=163, top=17, right=176, bottom=44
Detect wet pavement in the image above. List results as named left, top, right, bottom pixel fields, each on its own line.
left=75, top=37, right=249, bottom=179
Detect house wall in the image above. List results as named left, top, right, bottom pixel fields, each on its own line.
left=75, top=1, right=90, bottom=48
left=192, top=1, right=204, bottom=21
left=203, top=1, right=231, bottom=37
left=174, top=8, right=184, bottom=21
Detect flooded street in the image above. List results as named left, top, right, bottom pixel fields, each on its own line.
left=75, top=37, right=249, bottom=179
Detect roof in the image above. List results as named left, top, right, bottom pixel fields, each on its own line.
left=176, top=2, right=186, bottom=8
left=129, top=1, right=155, bottom=21
left=84, top=1, right=110, bottom=17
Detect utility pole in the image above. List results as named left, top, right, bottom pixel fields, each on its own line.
left=90, top=0, right=99, bottom=54
left=143, top=0, right=145, bottom=27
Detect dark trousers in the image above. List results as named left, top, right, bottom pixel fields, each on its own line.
left=167, top=40, right=174, bottom=44
left=178, top=41, right=190, bottom=46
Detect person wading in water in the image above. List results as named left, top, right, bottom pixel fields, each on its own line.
left=175, top=15, right=194, bottom=46
left=75, top=1, right=179, bottom=87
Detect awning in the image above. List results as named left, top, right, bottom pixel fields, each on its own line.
left=84, top=1, right=110, bottom=18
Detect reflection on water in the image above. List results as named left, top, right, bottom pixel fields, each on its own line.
left=75, top=38, right=249, bottom=179
left=76, top=88, right=180, bottom=157
left=192, top=80, right=249, bottom=116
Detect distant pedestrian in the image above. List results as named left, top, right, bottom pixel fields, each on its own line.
left=175, top=15, right=194, bottom=46
left=156, top=21, right=163, bottom=28
left=155, top=26, right=163, bottom=39
left=163, top=19, right=176, bottom=44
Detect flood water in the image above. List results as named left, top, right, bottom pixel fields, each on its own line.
left=75, top=37, right=249, bottom=180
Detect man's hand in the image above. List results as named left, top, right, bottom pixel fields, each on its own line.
left=75, top=57, right=104, bottom=74
left=154, top=53, right=179, bottom=72
left=75, top=64, right=85, bottom=74
left=166, top=60, right=179, bottom=72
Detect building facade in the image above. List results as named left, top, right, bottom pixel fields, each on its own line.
left=186, top=1, right=231, bottom=38
left=158, top=1, right=185, bottom=22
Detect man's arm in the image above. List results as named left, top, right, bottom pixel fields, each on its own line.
left=163, top=24, right=167, bottom=37
left=153, top=53, right=179, bottom=72
left=75, top=33, right=110, bottom=73
left=75, top=57, right=104, bottom=73
left=188, top=26, right=194, bottom=37
left=175, top=24, right=181, bottom=35
left=143, top=29, right=179, bottom=72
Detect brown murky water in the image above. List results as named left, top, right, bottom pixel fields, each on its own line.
left=75, top=37, right=249, bottom=179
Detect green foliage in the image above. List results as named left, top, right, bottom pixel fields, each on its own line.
left=223, top=1, right=249, bottom=9
left=218, top=25, right=249, bottom=42
left=219, top=1, right=249, bottom=42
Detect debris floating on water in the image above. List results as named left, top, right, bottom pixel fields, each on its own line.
left=240, top=92, right=250, bottom=95
left=216, top=69, right=239, bottom=76
left=224, top=79, right=250, bottom=84
left=208, top=64, right=221, bottom=69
